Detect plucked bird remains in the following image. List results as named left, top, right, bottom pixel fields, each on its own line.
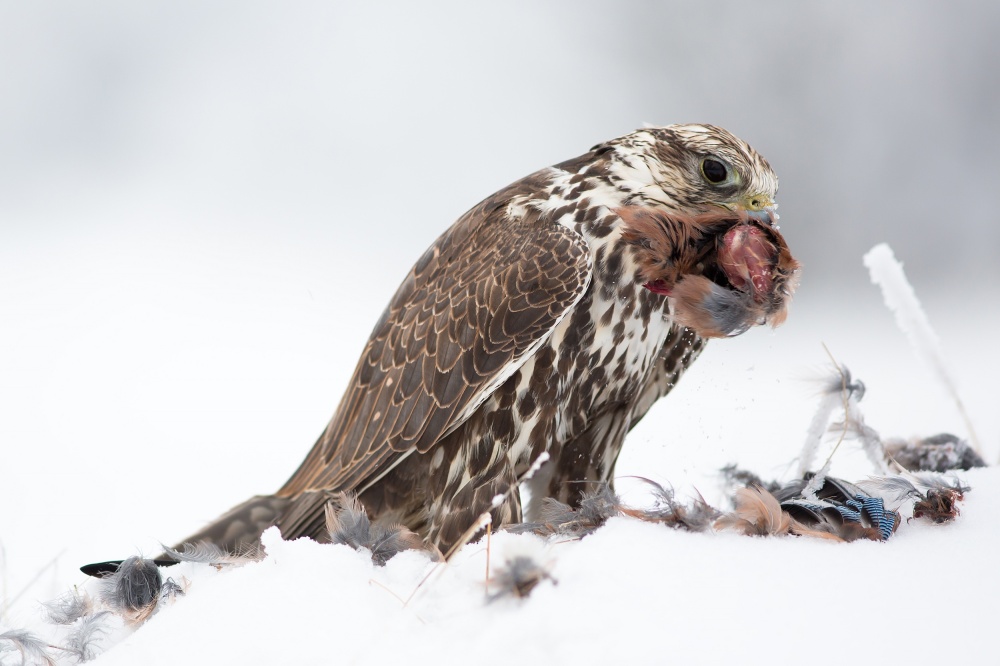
left=773, top=476, right=899, bottom=541
left=716, top=360, right=974, bottom=541
left=885, top=433, right=985, bottom=473
left=98, top=557, right=166, bottom=625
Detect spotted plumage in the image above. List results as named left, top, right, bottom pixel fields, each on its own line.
left=177, top=124, right=799, bottom=557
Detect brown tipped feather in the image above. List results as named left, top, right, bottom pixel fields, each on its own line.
left=715, top=486, right=792, bottom=536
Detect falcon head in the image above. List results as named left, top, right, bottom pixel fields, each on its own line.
left=611, top=124, right=800, bottom=338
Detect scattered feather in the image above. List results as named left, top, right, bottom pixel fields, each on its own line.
left=858, top=472, right=970, bottom=524
left=160, top=541, right=261, bottom=569
left=778, top=475, right=898, bottom=541
left=0, top=629, right=56, bottom=666
left=855, top=476, right=924, bottom=506
left=524, top=485, right=624, bottom=538
left=622, top=478, right=720, bottom=531
left=797, top=363, right=864, bottom=478
left=835, top=400, right=889, bottom=474
left=567, top=486, right=622, bottom=527
left=63, top=611, right=112, bottom=663
left=41, top=589, right=92, bottom=625
left=160, top=577, right=185, bottom=603
left=488, top=555, right=555, bottom=601
left=714, top=474, right=901, bottom=542
left=909, top=471, right=971, bottom=494
left=720, top=465, right=781, bottom=494
left=325, top=492, right=426, bottom=566
left=886, top=433, right=985, bottom=472
left=99, top=556, right=162, bottom=625
left=715, top=486, right=791, bottom=536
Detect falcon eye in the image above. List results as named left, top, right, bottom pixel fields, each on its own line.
left=701, top=158, right=728, bottom=184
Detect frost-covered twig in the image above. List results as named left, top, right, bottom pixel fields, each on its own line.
left=863, top=243, right=981, bottom=455
left=797, top=387, right=841, bottom=478
left=797, top=353, right=864, bottom=479
left=799, top=348, right=869, bottom=488
left=2, top=549, right=67, bottom=619
left=442, top=451, right=551, bottom=561
left=831, top=399, right=890, bottom=475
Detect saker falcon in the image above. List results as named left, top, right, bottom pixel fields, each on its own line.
left=180, top=124, right=799, bottom=557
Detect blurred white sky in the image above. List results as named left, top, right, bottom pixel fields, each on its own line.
left=1, top=0, right=998, bottom=616
left=3, top=1, right=998, bottom=289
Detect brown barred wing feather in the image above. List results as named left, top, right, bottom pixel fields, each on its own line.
left=276, top=200, right=592, bottom=519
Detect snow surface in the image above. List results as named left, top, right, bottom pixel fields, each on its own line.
left=92, top=480, right=1000, bottom=666
left=1, top=244, right=997, bottom=665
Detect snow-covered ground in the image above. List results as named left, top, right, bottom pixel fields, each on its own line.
left=1, top=231, right=996, bottom=664
left=90, top=473, right=1000, bottom=666
left=2, top=3, right=998, bottom=663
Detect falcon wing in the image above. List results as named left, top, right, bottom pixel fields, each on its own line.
left=278, top=192, right=592, bottom=500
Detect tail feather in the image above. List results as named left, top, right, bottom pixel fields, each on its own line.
left=172, top=495, right=291, bottom=555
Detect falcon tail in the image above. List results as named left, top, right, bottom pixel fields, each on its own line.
left=167, top=494, right=290, bottom=557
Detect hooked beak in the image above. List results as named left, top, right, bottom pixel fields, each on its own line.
left=728, top=195, right=778, bottom=227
